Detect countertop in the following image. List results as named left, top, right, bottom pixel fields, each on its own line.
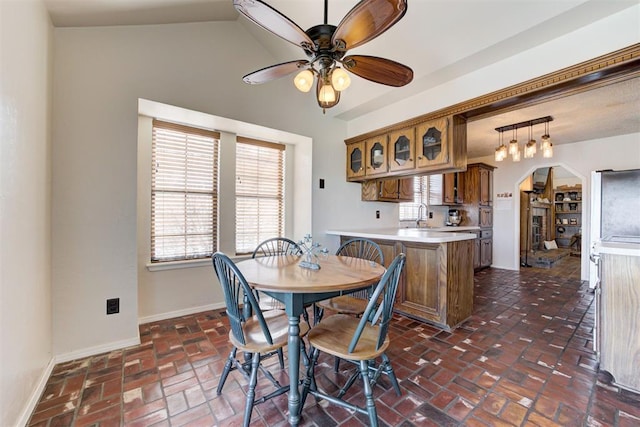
left=326, top=227, right=478, bottom=243
left=594, top=240, right=640, bottom=257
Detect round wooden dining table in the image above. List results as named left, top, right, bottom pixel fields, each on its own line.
left=235, top=254, right=385, bottom=426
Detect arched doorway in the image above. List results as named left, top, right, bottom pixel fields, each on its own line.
left=518, top=166, right=583, bottom=277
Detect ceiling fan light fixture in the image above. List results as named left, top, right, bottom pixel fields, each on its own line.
left=234, top=0, right=412, bottom=111
left=331, top=67, right=351, bottom=91
left=317, top=78, right=339, bottom=109
left=294, top=69, right=314, bottom=92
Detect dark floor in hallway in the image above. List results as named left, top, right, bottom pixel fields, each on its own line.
left=27, top=263, right=640, bottom=426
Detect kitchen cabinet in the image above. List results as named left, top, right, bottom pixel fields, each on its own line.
left=338, top=235, right=474, bottom=330
left=480, top=231, right=493, bottom=268
left=461, top=163, right=496, bottom=270
left=346, top=141, right=365, bottom=180
left=427, top=173, right=463, bottom=205
left=599, top=250, right=640, bottom=393
left=464, top=163, right=494, bottom=206
left=361, top=178, right=414, bottom=202
left=364, top=135, right=388, bottom=177
left=388, top=127, right=416, bottom=172
left=344, top=114, right=467, bottom=182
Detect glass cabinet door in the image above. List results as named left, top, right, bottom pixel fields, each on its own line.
left=416, top=117, right=449, bottom=170
left=365, top=135, right=388, bottom=177
left=346, top=141, right=365, bottom=180
left=389, top=127, right=415, bottom=172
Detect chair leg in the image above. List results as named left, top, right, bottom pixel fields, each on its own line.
left=299, top=346, right=320, bottom=416
left=360, top=360, right=378, bottom=427
left=243, top=352, right=260, bottom=427
left=217, top=348, right=237, bottom=395
left=333, top=356, right=340, bottom=373
left=381, top=353, right=401, bottom=397
left=277, top=348, right=285, bottom=369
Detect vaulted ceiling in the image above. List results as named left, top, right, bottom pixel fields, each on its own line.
left=43, top=0, right=640, bottom=157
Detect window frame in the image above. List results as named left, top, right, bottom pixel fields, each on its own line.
left=234, top=136, right=286, bottom=256
left=150, top=119, right=220, bottom=263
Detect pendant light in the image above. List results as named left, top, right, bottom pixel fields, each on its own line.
left=524, top=124, right=537, bottom=159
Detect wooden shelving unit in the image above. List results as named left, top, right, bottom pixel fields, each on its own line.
left=553, top=188, right=582, bottom=254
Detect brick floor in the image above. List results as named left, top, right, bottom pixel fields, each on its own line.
left=28, top=264, right=640, bottom=426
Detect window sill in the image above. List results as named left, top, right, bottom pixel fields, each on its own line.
left=146, top=258, right=211, bottom=271
left=146, top=254, right=252, bottom=271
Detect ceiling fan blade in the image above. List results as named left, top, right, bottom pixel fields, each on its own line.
left=234, top=0, right=314, bottom=49
left=242, top=60, right=310, bottom=84
left=343, top=55, right=413, bottom=87
left=332, top=0, right=407, bottom=51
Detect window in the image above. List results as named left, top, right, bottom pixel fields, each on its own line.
left=399, top=176, right=428, bottom=221
left=151, top=120, right=219, bottom=262
left=235, top=137, right=285, bottom=255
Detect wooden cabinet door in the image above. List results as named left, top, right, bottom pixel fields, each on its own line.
left=364, top=135, right=388, bottom=177
left=388, top=127, right=415, bottom=172
left=480, top=238, right=492, bottom=267
left=473, top=238, right=481, bottom=270
left=480, top=167, right=492, bottom=206
left=479, top=207, right=493, bottom=228
left=443, top=172, right=463, bottom=204
left=397, top=178, right=414, bottom=201
left=346, top=141, right=365, bottom=180
left=380, top=180, right=399, bottom=199
left=396, top=241, right=444, bottom=321
left=416, top=117, right=450, bottom=171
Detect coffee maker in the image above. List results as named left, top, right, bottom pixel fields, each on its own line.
left=446, top=209, right=462, bottom=226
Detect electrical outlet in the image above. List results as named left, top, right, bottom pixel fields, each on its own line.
left=429, top=211, right=433, bottom=219
left=106, top=298, right=120, bottom=315
left=319, top=178, right=325, bottom=189
left=376, top=210, right=380, bottom=219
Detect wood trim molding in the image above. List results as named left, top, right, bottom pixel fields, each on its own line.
left=345, top=43, right=640, bottom=144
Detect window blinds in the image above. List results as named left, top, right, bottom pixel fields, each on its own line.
left=151, top=120, right=219, bottom=262
left=399, top=176, right=428, bottom=221
left=235, top=137, right=285, bottom=255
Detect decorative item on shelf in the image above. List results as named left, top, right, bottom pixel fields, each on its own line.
left=569, top=203, right=578, bottom=211
left=570, top=218, right=578, bottom=225
left=494, top=116, right=553, bottom=162
left=297, top=234, right=327, bottom=270
left=234, top=0, right=413, bottom=113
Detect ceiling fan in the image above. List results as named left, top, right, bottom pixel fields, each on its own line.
left=234, top=0, right=413, bottom=111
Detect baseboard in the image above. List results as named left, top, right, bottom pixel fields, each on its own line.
left=54, top=336, right=141, bottom=364
left=138, top=302, right=225, bottom=325
left=15, top=357, right=55, bottom=427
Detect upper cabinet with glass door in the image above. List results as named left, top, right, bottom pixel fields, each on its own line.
left=388, top=127, right=416, bottom=172
left=345, top=114, right=467, bottom=182
left=416, top=117, right=449, bottom=170
left=364, top=134, right=388, bottom=177
left=346, top=141, right=365, bottom=180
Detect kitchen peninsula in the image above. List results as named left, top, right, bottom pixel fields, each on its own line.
left=327, top=228, right=476, bottom=330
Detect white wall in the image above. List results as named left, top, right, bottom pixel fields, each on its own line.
left=52, top=21, right=346, bottom=357
left=0, top=1, right=53, bottom=425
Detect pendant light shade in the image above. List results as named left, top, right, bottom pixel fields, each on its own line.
left=294, top=69, right=314, bottom=92
left=331, top=67, right=351, bottom=91
left=317, top=77, right=339, bottom=110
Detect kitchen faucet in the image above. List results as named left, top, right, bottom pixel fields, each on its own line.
left=416, top=203, right=427, bottom=228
